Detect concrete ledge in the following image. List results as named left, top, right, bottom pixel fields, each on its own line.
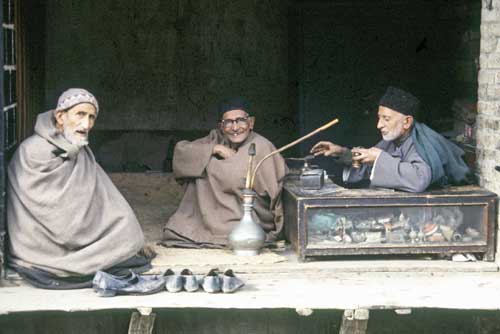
left=2, top=269, right=500, bottom=314
left=0, top=249, right=498, bottom=315
left=147, top=249, right=500, bottom=275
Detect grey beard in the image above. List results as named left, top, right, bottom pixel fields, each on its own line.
left=382, top=127, right=404, bottom=142
left=63, top=128, right=88, bottom=148
left=382, top=133, right=399, bottom=142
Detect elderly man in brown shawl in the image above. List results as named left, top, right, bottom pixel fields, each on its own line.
left=163, top=98, right=287, bottom=248
left=7, top=88, right=151, bottom=289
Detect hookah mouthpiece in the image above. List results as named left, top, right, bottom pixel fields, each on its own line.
left=248, top=143, right=256, bottom=156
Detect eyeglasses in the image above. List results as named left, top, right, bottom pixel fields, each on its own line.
left=220, top=116, right=250, bottom=128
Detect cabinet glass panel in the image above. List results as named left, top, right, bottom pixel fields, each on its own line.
left=306, top=205, right=484, bottom=248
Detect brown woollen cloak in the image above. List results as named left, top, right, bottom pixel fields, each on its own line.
left=163, top=129, right=287, bottom=247
left=7, top=110, right=145, bottom=277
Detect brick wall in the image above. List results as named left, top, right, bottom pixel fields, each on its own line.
left=478, top=0, right=500, bottom=257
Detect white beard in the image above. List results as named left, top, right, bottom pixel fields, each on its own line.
left=63, top=126, right=88, bottom=148
left=381, top=123, right=404, bottom=142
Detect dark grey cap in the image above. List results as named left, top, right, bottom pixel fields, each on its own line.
left=379, top=86, right=419, bottom=117
left=219, top=97, right=249, bottom=116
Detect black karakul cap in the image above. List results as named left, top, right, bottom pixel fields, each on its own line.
left=379, top=86, right=420, bottom=117
left=219, top=97, right=249, bottom=116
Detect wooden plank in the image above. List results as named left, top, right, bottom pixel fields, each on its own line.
left=128, top=311, right=156, bottom=334
left=339, top=309, right=369, bottom=334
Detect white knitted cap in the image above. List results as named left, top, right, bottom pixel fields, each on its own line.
left=55, top=88, right=99, bottom=113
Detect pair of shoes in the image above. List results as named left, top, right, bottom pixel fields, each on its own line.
left=92, top=271, right=165, bottom=297
left=163, top=269, right=199, bottom=292
left=200, top=269, right=244, bottom=294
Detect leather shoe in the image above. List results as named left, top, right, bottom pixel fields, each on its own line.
left=180, top=269, right=199, bottom=292
left=92, top=271, right=138, bottom=297
left=163, top=269, right=183, bottom=292
left=93, top=271, right=165, bottom=297
left=200, top=269, right=222, bottom=293
left=114, top=275, right=165, bottom=296
left=221, top=269, right=244, bottom=293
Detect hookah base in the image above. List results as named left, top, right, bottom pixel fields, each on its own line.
left=232, top=249, right=260, bottom=256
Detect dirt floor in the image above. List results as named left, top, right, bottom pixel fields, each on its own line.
left=109, top=172, right=183, bottom=242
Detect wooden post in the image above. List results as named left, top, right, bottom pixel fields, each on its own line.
left=128, top=308, right=156, bottom=334
left=339, top=309, right=369, bottom=334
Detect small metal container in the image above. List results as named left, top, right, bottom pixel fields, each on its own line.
left=351, top=152, right=361, bottom=168
left=299, top=168, right=325, bottom=190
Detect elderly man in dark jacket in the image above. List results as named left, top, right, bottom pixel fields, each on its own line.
left=311, top=87, right=470, bottom=192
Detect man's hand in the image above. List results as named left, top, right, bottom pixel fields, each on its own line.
left=351, top=147, right=383, bottom=165
left=213, top=144, right=236, bottom=159
left=310, top=141, right=346, bottom=157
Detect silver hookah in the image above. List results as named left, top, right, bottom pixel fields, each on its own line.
left=228, top=143, right=265, bottom=255
left=228, top=118, right=340, bottom=256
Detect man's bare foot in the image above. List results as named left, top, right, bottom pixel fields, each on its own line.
left=139, top=244, right=157, bottom=260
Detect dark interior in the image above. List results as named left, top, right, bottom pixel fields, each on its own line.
left=19, top=0, right=480, bottom=178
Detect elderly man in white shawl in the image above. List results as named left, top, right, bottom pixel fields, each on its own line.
left=7, top=88, right=151, bottom=289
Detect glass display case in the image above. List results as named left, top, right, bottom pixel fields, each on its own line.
left=283, top=183, right=497, bottom=261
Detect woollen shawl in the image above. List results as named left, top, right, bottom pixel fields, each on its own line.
left=7, top=111, right=144, bottom=276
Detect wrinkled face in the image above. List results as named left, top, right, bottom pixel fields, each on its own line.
left=56, top=103, right=97, bottom=148
left=219, top=109, right=255, bottom=147
left=377, top=106, right=412, bottom=141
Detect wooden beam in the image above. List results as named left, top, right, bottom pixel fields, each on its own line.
left=128, top=310, right=156, bottom=334
left=339, top=309, right=369, bottom=334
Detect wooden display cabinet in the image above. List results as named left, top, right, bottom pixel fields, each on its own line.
left=283, top=183, right=497, bottom=262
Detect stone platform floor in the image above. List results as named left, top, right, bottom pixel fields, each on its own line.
left=0, top=246, right=499, bottom=314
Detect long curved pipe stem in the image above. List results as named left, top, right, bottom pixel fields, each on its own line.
left=249, top=118, right=339, bottom=189
left=245, top=143, right=256, bottom=189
